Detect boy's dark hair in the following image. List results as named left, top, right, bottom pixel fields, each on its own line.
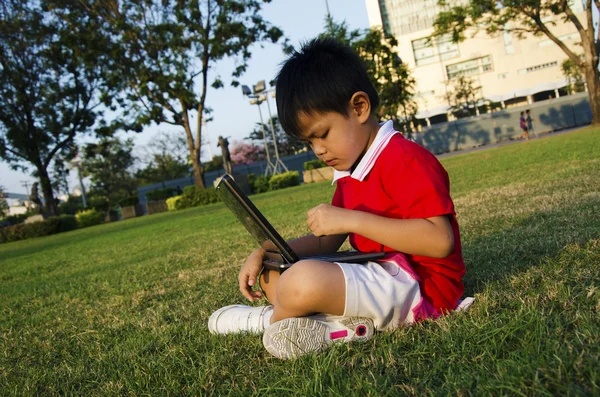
left=275, top=37, right=379, bottom=138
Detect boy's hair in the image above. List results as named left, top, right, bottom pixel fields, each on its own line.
left=275, top=37, right=379, bottom=138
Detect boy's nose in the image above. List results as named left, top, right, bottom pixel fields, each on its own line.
left=313, top=143, right=326, bottom=156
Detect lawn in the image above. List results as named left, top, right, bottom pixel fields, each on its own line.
left=1, top=127, right=599, bottom=396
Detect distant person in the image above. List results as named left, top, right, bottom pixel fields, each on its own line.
left=517, top=111, right=530, bottom=141
left=208, top=38, right=471, bottom=359
left=217, top=136, right=233, bottom=175
left=526, top=109, right=538, bottom=138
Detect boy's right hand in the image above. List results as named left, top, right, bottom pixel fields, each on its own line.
left=238, top=248, right=265, bottom=302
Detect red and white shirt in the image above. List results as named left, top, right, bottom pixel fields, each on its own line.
left=331, top=121, right=465, bottom=313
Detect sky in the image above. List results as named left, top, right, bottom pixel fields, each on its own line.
left=0, top=0, right=371, bottom=195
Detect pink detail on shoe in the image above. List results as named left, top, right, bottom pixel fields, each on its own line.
left=380, top=253, right=420, bottom=281
left=330, top=330, right=348, bottom=340
left=412, top=297, right=441, bottom=322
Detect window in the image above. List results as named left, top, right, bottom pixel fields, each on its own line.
left=446, top=56, right=493, bottom=79
left=412, top=34, right=459, bottom=66
left=412, top=38, right=436, bottom=66
left=498, top=72, right=510, bottom=80
left=518, top=61, right=558, bottom=75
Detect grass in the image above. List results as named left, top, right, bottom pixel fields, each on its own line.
left=1, top=127, right=599, bottom=396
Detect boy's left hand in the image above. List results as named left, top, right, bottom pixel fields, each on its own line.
left=307, top=204, right=351, bottom=236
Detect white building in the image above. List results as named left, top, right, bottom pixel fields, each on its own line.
left=364, top=0, right=587, bottom=125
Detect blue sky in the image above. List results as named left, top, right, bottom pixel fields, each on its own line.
left=0, top=0, right=370, bottom=195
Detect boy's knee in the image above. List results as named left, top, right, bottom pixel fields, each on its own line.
left=276, top=260, right=327, bottom=310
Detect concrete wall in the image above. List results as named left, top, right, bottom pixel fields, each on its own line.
left=413, top=93, right=591, bottom=155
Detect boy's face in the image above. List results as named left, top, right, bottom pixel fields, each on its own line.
left=296, top=96, right=376, bottom=171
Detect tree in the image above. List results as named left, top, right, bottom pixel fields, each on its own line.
left=353, top=28, right=418, bottom=132
left=136, top=131, right=190, bottom=185
left=246, top=116, right=307, bottom=156
left=230, top=141, right=265, bottom=165
left=434, top=0, right=600, bottom=125
left=320, top=18, right=418, bottom=132
left=82, top=137, right=137, bottom=209
left=561, top=57, right=586, bottom=94
left=0, top=184, right=8, bottom=218
left=0, top=1, right=117, bottom=215
left=444, top=76, right=487, bottom=118
left=93, top=0, right=284, bottom=189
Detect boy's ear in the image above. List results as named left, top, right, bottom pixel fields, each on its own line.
left=350, top=91, right=371, bottom=123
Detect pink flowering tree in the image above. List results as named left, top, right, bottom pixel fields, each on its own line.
left=230, top=141, right=265, bottom=165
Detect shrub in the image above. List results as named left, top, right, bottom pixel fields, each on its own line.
left=76, top=209, right=105, bottom=229
left=175, top=187, right=220, bottom=210
left=269, top=171, right=300, bottom=191
left=252, top=175, right=271, bottom=194
left=146, top=188, right=175, bottom=201
left=304, top=159, right=327, bottom=170
left=0, top=215, right=78, bottom=244
left=166, top=196, right=182, bottom=211
left=119, top=196, right=140, bottom=207
left=1, top=213, right=29, bottom=226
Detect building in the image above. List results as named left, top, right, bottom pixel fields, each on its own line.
left=364, top=0, right=587, bottom=126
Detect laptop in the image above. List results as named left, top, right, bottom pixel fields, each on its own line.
left=216, top=174, right=385, bottom=271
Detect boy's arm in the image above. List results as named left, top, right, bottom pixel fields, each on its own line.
left=287, top=233, right=347, bottom=256
left=308, top=204, right=454, bottom=258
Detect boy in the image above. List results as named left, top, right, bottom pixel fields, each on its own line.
left=209, top=38, right=467, bottom=359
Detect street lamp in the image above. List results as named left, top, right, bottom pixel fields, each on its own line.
left=69, top=156, right=88, bottom=208
left=242, top=79, right=288, bottom=175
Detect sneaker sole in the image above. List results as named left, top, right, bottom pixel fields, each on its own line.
left=263, top=316, right=373, bottom=359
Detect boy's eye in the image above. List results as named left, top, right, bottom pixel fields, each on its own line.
left=319, top=131, right=329, bottom=139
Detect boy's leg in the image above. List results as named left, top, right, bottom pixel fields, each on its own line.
left=264, top=259, right=346, bottom=323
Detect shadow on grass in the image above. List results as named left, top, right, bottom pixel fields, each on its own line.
left=461, top=194, right=600, bottom=296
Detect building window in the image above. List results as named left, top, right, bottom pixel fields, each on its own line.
left=503, top=31, right=514, bottom=54
left=498, top=72, right=510, bottom=80
left=446, top=56, right=493, bottom=79
left=412, top=38, right=436, bottom=66
left=412, top=34, right=459, bottom=66
left=518, top=61, right=558, bottom=74
left=538, top=33, right=580, bottom=48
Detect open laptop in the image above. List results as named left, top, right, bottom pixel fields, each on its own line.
left=216, top=174, right=385, bottom=271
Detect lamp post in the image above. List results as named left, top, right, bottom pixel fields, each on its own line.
left=242, top=80, right=288, bottom=175
left=69, top=156, right=88, bottom=208
left=242, top=82, right=278, bottom=175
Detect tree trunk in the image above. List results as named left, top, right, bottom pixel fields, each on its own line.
left=37, top=165, right=58, bottom=216
left=191, top=147, right=206, bottom=189
left=583, top=63, right=600, bottom=125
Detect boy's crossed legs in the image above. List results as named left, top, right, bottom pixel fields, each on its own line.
left=209, top=257, right=425, bottom=359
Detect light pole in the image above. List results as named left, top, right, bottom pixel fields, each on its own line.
left=69, top=156, right=88, bottom=208
left=242, top=83, right=276, bottom=175
left=242, top=80, right=288, bottom=175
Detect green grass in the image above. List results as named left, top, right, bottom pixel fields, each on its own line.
left=1, top=128, right=599, bottom=396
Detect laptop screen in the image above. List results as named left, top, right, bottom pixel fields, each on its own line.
left=216, top=175, right=299, bottom=264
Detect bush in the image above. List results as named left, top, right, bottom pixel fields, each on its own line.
left=1, top=213, right=29, bottom=226
left=166, top=196, right=182, bottom=211
left=146, top=188, right=175, bottom=201
left=0, top=215, right=78, bottom=244
left=269, top=171, right=300, bottom=191
left=175, top=187, right=220, bottom=210
left=252, top=175, right=271, bottom=194
left=119, top=196, right=139, bottom=207
left=304, top=159, right=327, bottom=170
left=75, top=209, right=105, bottom=229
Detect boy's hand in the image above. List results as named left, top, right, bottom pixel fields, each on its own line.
left=238, top=248, right=264, bottom=302
left=307, top=204, right=351, bottom=236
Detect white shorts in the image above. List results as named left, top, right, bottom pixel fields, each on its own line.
left=336, top=253, right=437, bottom=331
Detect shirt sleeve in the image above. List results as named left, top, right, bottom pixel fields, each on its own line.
left=384, top=144, right=454, bottom=219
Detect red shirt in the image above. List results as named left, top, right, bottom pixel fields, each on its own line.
left=331, top=122, right=465, bottom=313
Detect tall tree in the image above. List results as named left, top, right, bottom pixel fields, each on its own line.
left=93, top=0, right=284, bottom=189
left=82, top=137, right=137, bottom=209
left=444, top=76, right=487, bottom=118
left=434, top=0, right=600, bottom=125
left=0, top=1, right=117, bottom=215
left=320, top=18, right=417, bottom=131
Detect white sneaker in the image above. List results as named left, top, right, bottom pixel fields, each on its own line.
left=208, top=305, right=273, bottom=335
left=262, top=315, right=374, bottom=359
left=456, top=297, right=475, bottom=311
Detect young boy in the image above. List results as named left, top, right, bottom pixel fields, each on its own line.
left=209, top=38, right=467, bottom=359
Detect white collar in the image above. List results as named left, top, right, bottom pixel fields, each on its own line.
left=332, top=120, right=399, bottom=183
